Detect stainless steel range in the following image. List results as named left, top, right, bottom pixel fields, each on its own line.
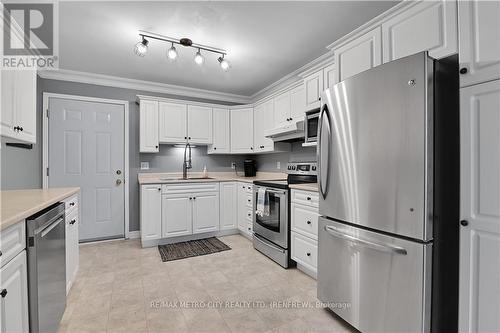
left=253, top=162, right=317, bottom=267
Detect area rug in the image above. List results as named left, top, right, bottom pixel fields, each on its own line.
left=158, top=237, right=231, bottom=262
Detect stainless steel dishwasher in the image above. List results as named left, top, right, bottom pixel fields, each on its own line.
left=26, top=202, right=66, bottom=333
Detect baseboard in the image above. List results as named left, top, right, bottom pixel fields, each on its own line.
left=128, top=231, right=141, bottom=239
left=141, top=229, right=239, bottom=248
left=297, top=263, right=317, bottom=279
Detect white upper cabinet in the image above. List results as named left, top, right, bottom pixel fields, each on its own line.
left=382, top=0, right=458, bottom=63
left=230, top=107, right=254, bottom=153
left=323, top=63, right=337, bottom=91
left=274, top=91, right=291, bottom=126
left=139, top=99, right=159, bottom=153
left=334, top=27, right=382, bottom=82
left=159, top=102, right=187, bottom=144
left=290, top=84, right=306, bottom=120
left=254, top=100, right=274, bottom=152
left=187, top=105, right=212, bottom=144
left=304, top=70, right=324, bottom=110
left=208, top=108, right=230, bottom=154
left=459, top=79, right=500, bottom=333
left=458, top=0, right=500, bottom=87
left=1, top=70, right=37, bottom=143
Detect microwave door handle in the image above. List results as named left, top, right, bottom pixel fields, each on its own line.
left=324, top=225, right=407, bottom=255
left=317, top=103, right=331, bottom=199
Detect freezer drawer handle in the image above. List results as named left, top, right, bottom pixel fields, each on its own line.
left=324, top=225, right=407, bottom=255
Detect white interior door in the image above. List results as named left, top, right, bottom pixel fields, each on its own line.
left=48, top=97, right=125, bottom=241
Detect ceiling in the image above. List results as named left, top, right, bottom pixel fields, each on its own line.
left=58, top=1, right=397, bottom=97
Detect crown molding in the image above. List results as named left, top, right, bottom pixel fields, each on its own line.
left=37, top=69, right=252, bottom=104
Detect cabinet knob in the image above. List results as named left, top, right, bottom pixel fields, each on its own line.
left=290, top=117, right=293, bottom=121
left=158, top=188, right=161, bottom=191
left=0, top=250, right=2, bottom=257
left=250, top=147, right=253, bottom=150
left=189, top=197, right=192, bottom=200
left=184, top=137, right=187, bottom=139
left=155, top=145, right=158, bottom=149
left=214, top=147, right=217, bottom=150
left=459, top=67, right=468, bottom=75
left=306, top=220, right=312, bottom=225
left=70, top=202, right=75, bottom=206
left=188, top=137, right=191, bottom=140
left=0, top=289, right=7, bottom=298
left=13, top=126, right=18, bottom=131
left=19, top=127, right=23, bottom=131
left=306, top=252, right=311, bottom=257
left=460, top=220, right=469, bottom=226
left=306, top=197, right=311, bottom=201
left=70, top=219, right=76, bottom=225
left=193, top=197, right=196, bottom=200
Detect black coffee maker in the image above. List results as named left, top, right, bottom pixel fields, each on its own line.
left=244, top=159, right=256, bottom=177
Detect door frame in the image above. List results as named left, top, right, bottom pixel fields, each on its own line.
left=42, top=93, right=130, bottom=239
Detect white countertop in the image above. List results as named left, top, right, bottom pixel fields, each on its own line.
left=138, top=171, right=287, bottom=185
left=1, top=187, right=80, bottom=231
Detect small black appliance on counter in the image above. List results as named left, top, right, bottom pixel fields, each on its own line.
left=244, top=159, right=256, bottom=177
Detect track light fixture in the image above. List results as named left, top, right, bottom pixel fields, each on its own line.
left=134, top=30, right=230, bottom=70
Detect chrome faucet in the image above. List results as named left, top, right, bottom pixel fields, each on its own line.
left=182, top=142, right=192, bottom=179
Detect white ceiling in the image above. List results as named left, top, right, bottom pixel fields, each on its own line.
left=59, top=1, right=397, bottom=97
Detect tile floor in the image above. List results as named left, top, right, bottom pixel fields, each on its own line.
left=59, top=234, right=354, bottom=333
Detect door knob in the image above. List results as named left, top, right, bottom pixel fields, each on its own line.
left=460, top=220, right=469, bottom=226
left=1, top=289, right=7, bottom=298
left=116, top=179, right=122, bottom=185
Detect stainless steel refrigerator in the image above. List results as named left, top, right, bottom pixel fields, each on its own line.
left=316, top=52, right=459, bottom=332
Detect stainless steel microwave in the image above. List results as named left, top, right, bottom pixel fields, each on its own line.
left=305, top=108, right=320, bottom=143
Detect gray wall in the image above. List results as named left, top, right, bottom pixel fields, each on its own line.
left=1, top=77, right=315, bottom=232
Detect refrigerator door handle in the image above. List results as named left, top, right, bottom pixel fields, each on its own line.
left=317, top=102, right=331, bottom=199
left=324, top=225, right=408, bottom=255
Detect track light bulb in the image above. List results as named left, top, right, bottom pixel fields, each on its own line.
left=167, top=43, right=178, bottom=60
left=218, top=56, right=229, bottom=71
left=194, top=49, right=204, bottom=65
left=134, top=37, right=149, bottom=57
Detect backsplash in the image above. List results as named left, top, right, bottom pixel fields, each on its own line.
left=254, top=142, right=316, bottom=172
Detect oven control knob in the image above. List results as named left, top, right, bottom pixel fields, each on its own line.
left=312, top=166, right=316, bottom=171
left=292, top=166, right=296, bottom=170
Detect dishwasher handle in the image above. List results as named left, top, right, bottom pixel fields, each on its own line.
left=40, top=217, right=64, bottom=238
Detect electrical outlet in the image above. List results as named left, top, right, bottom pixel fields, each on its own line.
left=140, top=162, right=149, bottom=170
left=231, top=162, right=236, bottom=169
left=277, top=162, right=281, bottom=169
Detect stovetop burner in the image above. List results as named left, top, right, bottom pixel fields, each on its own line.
left=253, top=162, right=317, bottom=189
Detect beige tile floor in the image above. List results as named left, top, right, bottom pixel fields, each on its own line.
left=59, top=234, right=354, bottom=333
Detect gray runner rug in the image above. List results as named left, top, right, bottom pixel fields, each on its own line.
left=158, top=237, right=231, bottom=262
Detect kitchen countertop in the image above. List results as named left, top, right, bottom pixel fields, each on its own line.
left=1, top=187, right=80, bottom=231
left=289, top=183, right=319, bottom=192
left=138, top=171, right=287, bottom=185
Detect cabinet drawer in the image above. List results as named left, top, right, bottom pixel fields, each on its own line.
left=63, top=194, right=78, bottom=214
left=291, top=203, right=319, bottom=240
left=291, top=232, right=318, bottom=272
left=162, top=182, right=219, bottom=194
left=292, top=190, right=319, bottom=207
left=0, top=222, right=26, bottom=268
left=245, top=208, right=254, bottom=222
left=66, top=208, right=79, bottom=227
left=245, top=193, right=253, bottom=208
left=239, top=183, right=253, bottom=193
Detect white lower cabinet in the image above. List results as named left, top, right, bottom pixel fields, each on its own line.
left=192, top=192, right=220, bottom=234
left=291, top=189, right=319, bottom=278
left=220, top=182, right=237, bottom=230
left=64, top=193, right=80, bottom=293
left=0, top=227, right=29, bottom=333
left=237, top=182, right=254, bottom=237
left=162, top=194, right=193, bottom=238
left=140, top=185, right=162, bottom=241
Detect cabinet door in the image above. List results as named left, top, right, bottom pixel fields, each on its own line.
left=290, top=84, right=306, bottom=121
left=140, top=185, right=162, bottom=241
left=162, top=194, right=192, bottom=238
left=459, top=80, right=500, bottom=333
left=220, top=182, right=237, bottom=230
left=304, top=70, right=323, bottom=110
left=0, top=251, right=29, bottom=333
left=273, top=91, right=290, bottom=126
left=237, top=184, right=249, bottom=232
left=254, top=100, right=274, bottom=152
left=230, top=107, right=254, bottom=153
left=458, top=0, right=500, bottom=87
left=65, top=209, right=79, bottom=293
left=0, top=71, right=16, bottom=139
left=382, top=0, right=457, bottom=63
left=334, top=27, right=382, bottom=82
left=208, top=108, right=230, bottom=154
left=15, top=70, right=37, bottom=143
left=192, top=192, right=219, bottom=234
left=139, top=99, right=159, bottom=152
left=159, top=102, right=187, bottom=144
left=187, top=105, right=212, bottom=144
left=323, top=63, right=336, bottom=91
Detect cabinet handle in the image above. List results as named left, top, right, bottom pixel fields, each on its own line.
left=460, top=220, right=468, bottom=227
left=306, top=220, right=312, bottom=225
left=306, top=197, right=311, bottom=201
left=19, top=127, right=23, bottom=131
left=70, top=219, right=76, bottom=225
left=0, top=250, right=2, bottom=257
left=459, top=67, right=468, bottom=75
left=13, top=126, right=19, bottom=131
left=70, top=202, right=75, bottom=206
left=306, top=252, right=311, bottom=257
left=0, top=289, right=7, bottom=298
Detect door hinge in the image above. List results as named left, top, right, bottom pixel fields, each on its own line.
left=46, top=167, right=49, bottom=176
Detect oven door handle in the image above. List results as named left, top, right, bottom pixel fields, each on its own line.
left=40, top=217, right=64, bottom=238
left=254, top=234, right=285, bottom=253
left=324, top=225, right=407, bottom=255
left=254, top=188, right=286, bottom=196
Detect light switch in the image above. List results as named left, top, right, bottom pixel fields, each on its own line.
left=140, top=162, right=149, bottom=170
